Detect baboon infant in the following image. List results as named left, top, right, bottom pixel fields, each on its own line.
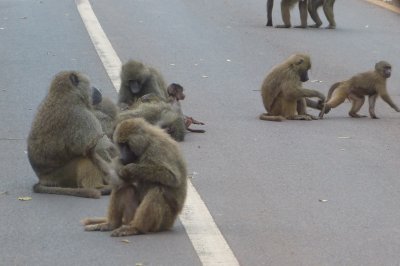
left=82, top=118, right=188, bottom=236
left=259, top=53, right=326, bottom=121
left=27, top=71, right=116, bottom=198
left=319, top=61, right=400, bottom=119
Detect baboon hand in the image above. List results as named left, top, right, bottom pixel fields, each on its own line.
left=118, top=164, right=139, bottom=180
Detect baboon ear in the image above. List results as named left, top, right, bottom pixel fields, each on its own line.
left=69, top=73, right=80, bottom=86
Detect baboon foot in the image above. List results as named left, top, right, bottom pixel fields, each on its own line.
left=266, top=21, right=273, bottom=27
left=275, top=24, right=291, bottom=28
left=325, top=25, right=336, bottom=29
left=294, top=25, right=307, bottom=29
left=111, top=225, right=141, bottom=237
left=291, top=115, right=313, bottom=121
left=84, top=222, right=117, bottom=232
left=349, top=113, right=367, bottom=118
left=309, top=24, right=322, bottom=28
left=100, top=186, right=112, bottom=195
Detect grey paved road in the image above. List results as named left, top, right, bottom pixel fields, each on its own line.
left=1, top=0, right=400, bottom=265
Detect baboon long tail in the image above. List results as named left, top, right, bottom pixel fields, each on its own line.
left=80, top=217, right=107, bottom=226
left=33, top=183, right=101, bottom=199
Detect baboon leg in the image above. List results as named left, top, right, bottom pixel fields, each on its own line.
left=368, top=94, right=379, bottom=119
left=308, top=0, right=323, bottom=27
left=297, top=98, right=307, bottom=114
left=259, top=113, right=286, bottom=122
left=276, top=0, right=292, bottom=28
left=266, top=0, right=274, bottom=26
left=77, top=158, right=108, bottom=190
left=85, top=186, right=137, bottom=232
left=294, top=0, right=308, bottom=28
left=323, top=0, right=336, bottom=29
left=348, top=94, right=367, bottom=118
left=111, top=189, right=172, bottom=237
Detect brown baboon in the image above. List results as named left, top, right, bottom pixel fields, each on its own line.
left=93, top=97, right=119, bottom=139
left=319, top=61, right=400, bottom=119
left=28, top=71, right=117, bottom=198
left=82, top=118, right=187, bottom=236
left=117, top=99, right=186, bottom=141
left=266, top=0, right=308, bottom=28
left=167, top=83, right=206, bottom=133
left=259, top=54, right=326, bottom=121
left=118, top=60, right=168, bottom=109
left=308, top=0, right=336, bottom=29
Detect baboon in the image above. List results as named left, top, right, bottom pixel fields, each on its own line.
left=118, top=60, right=168, bottom=109
left=259, top=54, right=326, bottom=121
left=117, top=99, right=186, bottom=141
left=308, top=0, right=336, bottom=29
left=28, top=71, right=117, bottom=198
left=167, top=83, right=206, bottom=133
left=319, top=61, right=400, bottom=119
left=93, top=97, right=119, bottom=139
left=266, top=0, right=309, bottom=28
left=82, top=118, right=188, bottom=236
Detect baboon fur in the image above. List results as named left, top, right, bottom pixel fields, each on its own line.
left=319, top=61, right=400, bottom=119
left=117, top=98, right=186, bottom=142
left=308, top=0, right=336, bottom=29
left=82, top=118, right=188, bottom=236
left=28, top=71, right=116, bottom=198
left=118, top=60, right=168, bottom=109
left=93, top=97, right=119, bottom=139
left=266, top=0, right=308, bottom=28
left=259, top=54, right=326, bottom=121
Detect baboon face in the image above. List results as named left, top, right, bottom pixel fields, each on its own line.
left=91, top=87, right=103, bottom=105
left=129, top=80, right=142, bottom=94
left=291, top=55, right=311, bottom=82
left=118, top=143, right=138, bottom=165
left=167, top=83, right=185, bottom=100
left=121, top=61, right=150, bottom=95
left=114, top=118, right=150, bottom=164
left=375, top=61, right=391, bottom=78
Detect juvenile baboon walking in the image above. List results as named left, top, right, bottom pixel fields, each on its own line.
left=319, top=61, right=400, bottom=119
left=118, top=60, right=168, bottom=109
left=259, top=54, right=326, bottom=121
left=28, top=71, right=116, bottom=198
left=82, top=118, right=188, bottom=236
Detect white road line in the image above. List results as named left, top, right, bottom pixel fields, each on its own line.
left=75, top=1, right=240, bottom=265
left=76, top=0, right=121, bottom=91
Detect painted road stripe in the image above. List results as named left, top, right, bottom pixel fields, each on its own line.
left=365, top=0, right=400, bottom=14
left=75, top=1, right=240, bottom=265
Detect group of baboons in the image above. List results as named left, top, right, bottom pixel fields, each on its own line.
left=27, top=60, right=204, bottom=236
left=25, top=1, right=399, bottom=238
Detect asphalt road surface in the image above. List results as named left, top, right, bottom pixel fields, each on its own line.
left=1, top=0, right=400, bottom=265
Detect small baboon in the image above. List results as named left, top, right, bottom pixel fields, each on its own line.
left=259, top=53, right=326, bottom=121
left=266, top=0, right=309, bottom=28
left=118, top=60, right=168, bottom=109
left=117, top=99, right=186, bottom=141
left=319, top=61, right=400, bottom=119
left=28, top=71, right=116, bottom=198
left=308, top=0, right=336, bottom=29
left=167, top=83, right=206, bottom=133
left=82, top=118, right=188, bottom=236
left=93, top=97, right=119, bottom=139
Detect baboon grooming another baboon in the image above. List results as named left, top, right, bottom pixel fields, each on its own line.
left=28, top=71, right=116, bottom=198
left=259, top=54, right=326, bottom=121
left=266, top=0, right=309, bottom=28
left=308, top=0, right=336, bottom=29
left=118, top=60, right=168, bottom=109
left=82, top=118, right=188, bottom=236
left=319, top=61, right=400, bottom=119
